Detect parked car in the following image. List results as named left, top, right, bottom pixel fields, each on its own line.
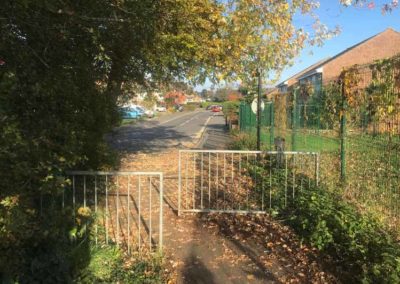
left=209, top=105, right=222, bottom=112
left=206, top=105, right=214, bottom=110
left=156, top=106, right=167, bottom=112
left=120, top=107, right=139, bottom=119
left=211, top=105, right=221, bottom=112
left=133, top=106, right=145, bottom=116
left=174, top=104, right=184, bottom=112
left=134, top=106, right=152, bottom=118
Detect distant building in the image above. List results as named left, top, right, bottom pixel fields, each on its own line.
left=276, top=28, right=400, bottom=92
left=186, top=94, right=203, bottom=103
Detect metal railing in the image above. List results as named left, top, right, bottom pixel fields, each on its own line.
left=178, top=150, right=319, bottom=215
left=65, top=171, right=163, bottom=253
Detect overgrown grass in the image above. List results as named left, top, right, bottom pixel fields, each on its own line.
left=121, top=118, right=138, bottom=126
left=74, top=244, right=165, bottom=283
left=68, top=209, right=166, bottom=283
left=230, top=129, right=339, bottom=152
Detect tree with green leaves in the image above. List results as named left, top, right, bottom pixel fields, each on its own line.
left=1, top=0, right=398, bottom=281
left=0, top=0, right=225, bottom=281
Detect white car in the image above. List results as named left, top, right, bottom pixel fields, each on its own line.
left=156, top=106, right=167, bottom=112
left=145, top=109, right=155, bottom=118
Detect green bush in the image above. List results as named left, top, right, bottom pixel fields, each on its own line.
left=184, top=103, right=197, bottom=111
left=75, top=245, right=164, bottom=283
left=199, top=101, right=215, bottom=108
left=283, top=186, right=400, bottom=283
left=222, top=101, right=240, bottom=119
left=240, top=159, right=400, bottom=283
left=228, top=132, right=257, bottom=150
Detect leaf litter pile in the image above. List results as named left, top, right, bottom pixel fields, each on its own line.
left=195, top=212, right=339, bottom=284
left=119, top=150, right=341, bottom=283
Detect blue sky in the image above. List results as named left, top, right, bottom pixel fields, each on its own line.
left=195, top=0, right=400, bottom=91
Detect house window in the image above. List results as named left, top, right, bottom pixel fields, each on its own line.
left=300, top=74, right=322, bottom=93
left=314, top=73, right=322, bottom=93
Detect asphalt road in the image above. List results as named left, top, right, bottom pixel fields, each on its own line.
left=109, top=109, right=230, bottom=153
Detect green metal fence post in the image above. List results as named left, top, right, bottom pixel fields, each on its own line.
left=291, top=87, right=298, bottom=151
left=270, top=102, right=275, bottom=151
left=340, top=81, right=346, bottom=182
left=239, top=103, right=243, bottom=131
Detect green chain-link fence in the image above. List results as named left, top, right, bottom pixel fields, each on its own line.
left=239, top=54, right=400, bottom=232
left=239, top=101, right=274, bottom=149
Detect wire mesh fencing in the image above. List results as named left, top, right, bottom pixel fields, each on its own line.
left=259, top=54, right=400, bottom=231
left=239, top=101, right=275, bottom=149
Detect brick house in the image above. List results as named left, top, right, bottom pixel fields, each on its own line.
left=276, top=28, right=400, bottom=92
left=276, top=58, right=330, bottom=93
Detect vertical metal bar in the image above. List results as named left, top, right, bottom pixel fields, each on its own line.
left=285, top=154, right=288, bottom=207
left=95, top=176, right=98, bottom=246
left=208, top=152, right=211, bottom=207
left=261, top=178, right=265, bottom=211
left=252, top=154, right=256, bottom=209
left=149, top=177, right=152, bottom=250
left=223, top=153, right=226, bottom=209
left=269, top=156, right=272, bottom=209
left=185, top=152, right=189, bottom=209
left=315, top=154, right=320, bottom=186
left=308, top=155, right=311, bottom=188
left=159, top=174, right=163, bottom=252
left=231, top=153, right=234, bottom=210
left=83, top=176, right=87, bottom=208
left=127, top=176, right=130, bottom=254
left=340, top=81, right=347, bottom=182
left=246, top=153, right=249, bottom=210
left=300, top=153, right=304, bottom=192
left=216, top=153, right=219, bottom=210
left=138, top=176, right=141, bottom=253
left=293, top=155, right=296, bottom=199
left=292, top=88, right=298, bottom=151
left=105, top=175, right=109, bottom=245
left=270, top=103, right=275, bottom=150
left=178, top=150, right=182, bottom=216
left=239, top=153, right=241, bottom=210
left=201, top=153, right=204, bottom=209
left=193, top=153, right=196, bottom=209
left=116, top=176, right=119, bottom=246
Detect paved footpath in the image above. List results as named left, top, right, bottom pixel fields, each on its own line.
left=112, top=110, right=337, bottom=284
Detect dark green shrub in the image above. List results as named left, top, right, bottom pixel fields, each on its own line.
left=242, top=160, right=400, bottom=283
left=281, top=186, right=400, bottom=283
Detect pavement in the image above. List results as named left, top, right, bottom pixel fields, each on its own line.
left=109, top=109, right=231, bottom=153
left=109, top=109, right=336, bottom=284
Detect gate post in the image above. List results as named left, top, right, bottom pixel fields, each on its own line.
left=340, top=80, right=347, bottom=182
left=291, top=87, right=298, bottom=151
left=159, top=173, right=164, bottom=251
left=178, top=150, right=182, bottom=216
left=270, top=102, right=275, bottom=151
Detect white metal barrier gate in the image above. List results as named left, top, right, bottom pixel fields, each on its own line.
left=178, top=150, right=319, bottom=215
left=65, top=171, right=163, bottom=253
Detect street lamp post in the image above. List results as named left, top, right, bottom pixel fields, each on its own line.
left=256, top=68, right=262, bottom=151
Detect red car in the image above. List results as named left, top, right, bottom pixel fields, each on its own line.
left=211, top=105, right=222, bottom=112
